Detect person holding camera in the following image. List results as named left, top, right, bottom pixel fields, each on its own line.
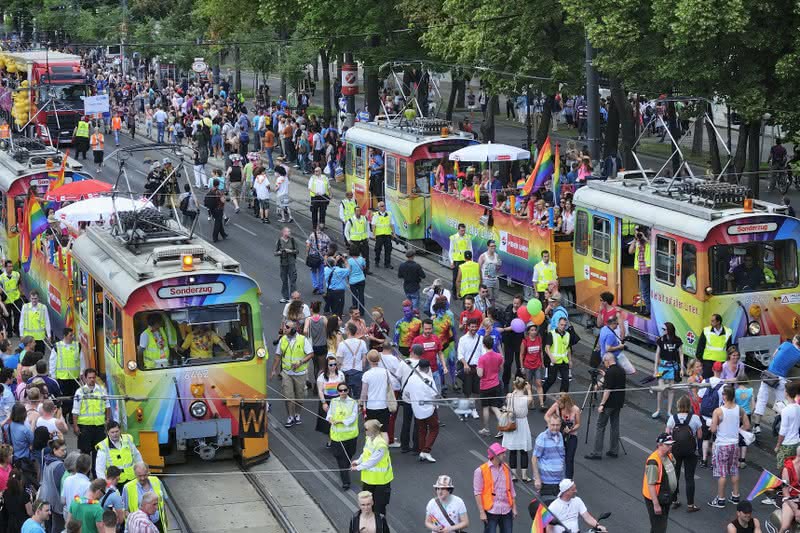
left=627, top=225, right=651, bottom=316
left=585, top=352, right=626, bottom=461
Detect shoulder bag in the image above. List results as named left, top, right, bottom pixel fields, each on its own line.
left=434, top=498, right=464, bottom=533
left=497, top=394, right=518, bottom=433
left=385, top=369, right=398, bottom=413
left=306, top=233, right=323, bottom=268
left=456, top=335, right=483, bottom=382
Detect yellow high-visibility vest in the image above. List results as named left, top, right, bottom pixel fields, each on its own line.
left=125, top=477, right=168, bottom=530
left=54, top=341, right=80, bottom=379
left=329, top=397, right=359, bottom=442
left=341, top=199, right=357, bottom=221
left=702, top=326, right=731, bottom=362
left=77, top=385, right=105, bottom=426
left=360, top=436, right=393, bottom=485
left=279, top=334, right=309, bottom=373
left=143, top=328, right=169, bottom=367
left=349, top=217, right=368, bottom=242
left=449, top=233, right=471, bottom=262
left=22, top=304, right=46, bottom=340
left=459, top=261, right=480, bottom=297
left=633, top=241, right=651, bottom=272
left=96, top=434, right=136, bottom=483
left=534, top=261, right=557, bottom=292
left=75, top=121, right=90, bottom=138
left=374, top=212, right=392, bottom=236
left=0, top=271, right=20, bottom=302
left=550, top=331, right=571, bottom=364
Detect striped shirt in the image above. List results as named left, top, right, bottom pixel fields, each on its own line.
left=126, top=510, right=159, bottom=533
left=533, top=429, right=566, bottom=484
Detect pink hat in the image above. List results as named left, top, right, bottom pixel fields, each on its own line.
left=487, top=443, right=507, bottom=459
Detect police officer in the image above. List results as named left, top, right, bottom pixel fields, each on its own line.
left=95, top=420, right=143, bottom=488
left=0, top=260, right=22, bottom=335
left=455, top=251, right=481, bottom=300
left=696, top=313, right=732, bottom=379
left=73, top=115, right=90, bottom=160
left=532, top=250, right=558, bottom=302
left=371, top=201, right=395, bottom=269
left=345, top=210, right=371, bottom=274
left=19, top=290, right=51, bottom=354
left=72, top=368, right=111, bottom=462
left=49, top=327, right=84, bottom=424
left=448, top=223, right=473, bottom=293
left=339, top=191, right=358, bottom=245
left=352, top=419, right=393, bottom=516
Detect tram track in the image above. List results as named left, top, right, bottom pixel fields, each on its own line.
left=238, top=463, right=300, bottom=533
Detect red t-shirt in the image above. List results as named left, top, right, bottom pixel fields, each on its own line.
left=477, top=350, right=504, bottom=390
left=459, top=309, right=484, bottom=330
left=598, top=306, right=618, bottom=326
left=411, top=334, right=442, bottom=371
left=522, top=336, right=543, bottom=369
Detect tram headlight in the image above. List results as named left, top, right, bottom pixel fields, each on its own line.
left=256, top=347, right=267, bottom=359
left=189, top=400, right=208, bottom=419
left=127, top=361, right=138, bottom=371
left=748, top=321, right=761, bottom=336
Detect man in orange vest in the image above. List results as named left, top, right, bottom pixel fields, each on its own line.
left=642, top=433, right=678, bottom=533
left=473, top=442, right=516, bottom=531
left=90, top=127, right=105, bottom=173
left=111, top=112, right=123, bottom=146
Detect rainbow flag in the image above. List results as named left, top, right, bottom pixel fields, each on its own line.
left=521, top=137, right=554, bottom=196
left=28, top=196, right=48, bottom=240
left=453, top=160, right=460, bottom=176
left=48, top=149, right=69, bottom=191
left=552, top=143, right=561, bottom=199
left=747, top=469, right=783, bottom=501
left=531, top=501, right=555, bottom=532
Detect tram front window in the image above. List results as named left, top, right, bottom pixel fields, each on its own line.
left=709, top=240, right=798, bottom=294
left=135, top=303, right=254, bottom=369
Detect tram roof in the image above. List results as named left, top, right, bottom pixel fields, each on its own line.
left=346, top=122, right=474, bottom=157
left=71, top=225, right=244, bottom=306
left=1, top=51, right=82, bottom=63
left=574, top=178, right=790, bottom=241
left=0, top=144, right=85, bottom=190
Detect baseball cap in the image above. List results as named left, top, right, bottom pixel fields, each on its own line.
left=656, top=432, right=675, bottom=445
left=737, top=500, right=753, bottom=513
left=712, top=361, right=723, bottom=372
left=558, top=479, right=575, bottom=496
left=487, top=443, right=507, bottom=458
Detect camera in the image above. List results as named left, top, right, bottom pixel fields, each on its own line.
left=588, top=368, right=602, bottom=377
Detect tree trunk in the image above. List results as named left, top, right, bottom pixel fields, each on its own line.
left=234, top=46, right=241, bottom=93
left=320, top=48, right=332, bottom=122
left=666, top=100, right=681, bottom=175
left=733, top=122, right=750, bottom=176
left=417, top=71, right=429, bottom=118
left=704, top=103, right=722, bottom=177
left=364, top=36, right=381, bottom=117
left=455, top=79, right=466, bottom=109
left=279, top=29, right=288, bottom=99
left=480, top=95, right=499, bottom=142
left=610, top=79, right=635, bottom=170
left=445, top=72, right=458, bottom=121
left=536, top=95, right=554, bottom=148
left=747, top=119, right=761, bottom=198
left=603, top=96, right=620, bottom=159
left=691, top=113, right=705, bottom=157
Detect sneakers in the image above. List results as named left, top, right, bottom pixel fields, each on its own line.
left=478, top=428, right=490, bottom=436
left=418, top=452, right=437, bottom=463
left=761, top=496, right=777, bottom=506
left=284, top=416, right=294, bottom=428
left=699, top=459, right=709, bottom=468
left=584, top=453, right=602, bottom=461
left=707, top=497, right=726, bottom=509
left=280, top=298, right=290, bottom=303
left=294, top=414, right=302, bottom=425
left=470, top=409, right=480, bottom=419
left=728, top=494, right=740, bottom=505
left=388, top=441, right=401, bottom=448
left=651, top=411, right=661, bottom=419
left=752, top=424, right=761, bottom=435
left=494, top=432, right=503, bottom=439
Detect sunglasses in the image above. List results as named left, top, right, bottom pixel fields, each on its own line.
left=328, top=363, right=337, bottom=367
left=337, top=388, right=349, bottom=393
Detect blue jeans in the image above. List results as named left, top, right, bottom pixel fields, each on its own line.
left=157, top=122, right=165, bottom=143
left=265, top=148, right=274, bottom=170
left=113, top=129, right=120, bottom=145
left=310, top=264, right=324, bottom=292
left=405, top=291, right=420, bottom=312
left=639, top=274, right=651, bottom=314
left=344, top=369, right=363, bottom=400
left=484, top=512, right=513, bottom=533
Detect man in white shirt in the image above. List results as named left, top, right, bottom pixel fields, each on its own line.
left=337, top=323, right=368, bottom=399
left=775, top=382, right=800, bottom=473
left=547, top=479, right=606, bottom=533
left=271, top=321, right=314, bottom=428
left=307, top=167, right=330, bottom=230
left=457, top=319, right=485, bottom=420
left=403, top=358, right=439, bottom=462
left=61, top=454, right=92, bottom=521
left=360, top=350, right=391, bottom=442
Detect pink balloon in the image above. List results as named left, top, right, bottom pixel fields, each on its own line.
left=510, top=318, right=526, bottom=333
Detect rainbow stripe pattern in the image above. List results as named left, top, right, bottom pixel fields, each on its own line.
left=747, top=469, right=783, bottom=501
left=532, top=501, right=555, bottom=532
left=521, top=136, right=554, bottom=196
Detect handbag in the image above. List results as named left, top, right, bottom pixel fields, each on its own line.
left=456, top=335, right=483, bottom=382
left=305, top=233, right=323, bottom=268
left=497, top=394, right=518, bottom=433
left=761, top=369, right=781, bottom=388
left=384, top=367, right=398, bottom=413
left=739, top=428, right=756, bottom=446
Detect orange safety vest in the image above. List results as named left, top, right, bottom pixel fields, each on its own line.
left=90, top=133, right=104, bottom=151
left=641, top=450, right=672, bottom=500
left=0, top=124, right=10, bottom=139
left=111, top=116, right=122, bottom=130
left=479, top=462, right=513, bottom=511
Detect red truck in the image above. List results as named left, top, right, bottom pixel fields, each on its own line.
left=1, top=50, right=89, bottom=146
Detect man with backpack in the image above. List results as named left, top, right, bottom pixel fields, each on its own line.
left=698, top=361, right=724, bottom=468
left=666, top=396, right=703, bottom=513
left=204, top=179, right=228, bottom=242
left=708, top=385, right=750, bottom=509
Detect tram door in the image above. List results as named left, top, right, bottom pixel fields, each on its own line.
left=90, top=279, right=106, bottom=374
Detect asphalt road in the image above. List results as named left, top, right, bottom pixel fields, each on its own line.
left=83, top=129, right=787, bottom=533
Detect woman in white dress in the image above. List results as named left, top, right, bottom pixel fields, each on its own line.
left=502, top=377, right=533, bottom=481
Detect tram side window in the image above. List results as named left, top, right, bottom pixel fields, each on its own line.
left=654, top=236, right=677, bottom=286
left=103, top=296, right=123, bottom=368
left=346, top=144, right=356, bottom=176
left=134, top=303, right=255, bottom=370
left=386, top=155, right=397, bottom=190
left=575, top=211, right=589, bottom=255
left=0, top=191, right=5, bottom=230
left=13, top=196, right=25, bottom=233
left=709, top=240, right=798, bottom=294
left=74, top=268, right=88, bottom=322
left=682, top=243, right=697, bottom=294
left=399, top=160, right=408, bottom=194
left=414, top=160, right=438, bottom=195
left=591, top=216, right=611, bottom=263
left=355, top=146, right=366, bottom=178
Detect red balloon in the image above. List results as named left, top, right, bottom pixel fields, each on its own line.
left=517, top=306, right=532, bottom=323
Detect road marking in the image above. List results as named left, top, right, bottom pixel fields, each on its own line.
left=620, top=436, right=651, bottom=454
left=233, top=223, right=257, bottom=236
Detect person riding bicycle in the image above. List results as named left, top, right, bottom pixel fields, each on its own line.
left=768, top=138, right=789, bottom=192
left=779, top=449, right=800, bottom=532
left=546, top=479, right=607, bottom=533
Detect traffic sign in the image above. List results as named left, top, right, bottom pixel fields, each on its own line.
left=191, top=58, right=207, bottom=73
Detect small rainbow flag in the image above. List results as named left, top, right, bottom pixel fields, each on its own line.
left=747, top=469, right=783, bottom=501
left=453, top=160, right=460, bottom=176
left=28, top=196, right=48, bottom=240
left=532, top=501, right=555, bottom=532
left=552, top=143, right=561, bottom=200
left=49, top=149, right=69, bottom=191
left=521, top=137, right=554, bottom=196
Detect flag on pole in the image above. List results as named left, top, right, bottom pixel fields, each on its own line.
left=552, top=143, right=561, bottom=199
left=453, top=160, right=460, bottom=177
left=48, top=149, right=69, bottom=191
left=531, top=501, right=555, bottom=532
left=20, top=193, right=49, bottom=272
left=747, top=469, right=783, bottom=501
left=521, top=137, right=554, bottom=196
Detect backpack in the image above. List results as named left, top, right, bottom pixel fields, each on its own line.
left=203, top=190, right=219, bottom=210
left=671, top=413, right=697, bottom=457
left=179, top=194, right=190, bottom=214
left=700, top=381, right=723, bottom=417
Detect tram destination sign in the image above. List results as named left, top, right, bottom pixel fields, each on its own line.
left=157, top=282, right=225, bottom=299
left=727, top=222, right=778, bottom=235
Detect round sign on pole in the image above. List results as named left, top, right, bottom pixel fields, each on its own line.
left=341, top=63, right=358, bottom=96
left=191, top=59, right=207, bottom=74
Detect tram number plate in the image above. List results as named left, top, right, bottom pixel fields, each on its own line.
left=182, top=370, right=209, bottom=381
left=239, top=401, right=266, bottom=437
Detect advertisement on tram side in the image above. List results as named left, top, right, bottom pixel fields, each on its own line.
left=429, top=189, right=558, bottom=287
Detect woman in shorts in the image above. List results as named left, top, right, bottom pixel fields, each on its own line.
left=520, top=324, right=545, bottom=410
